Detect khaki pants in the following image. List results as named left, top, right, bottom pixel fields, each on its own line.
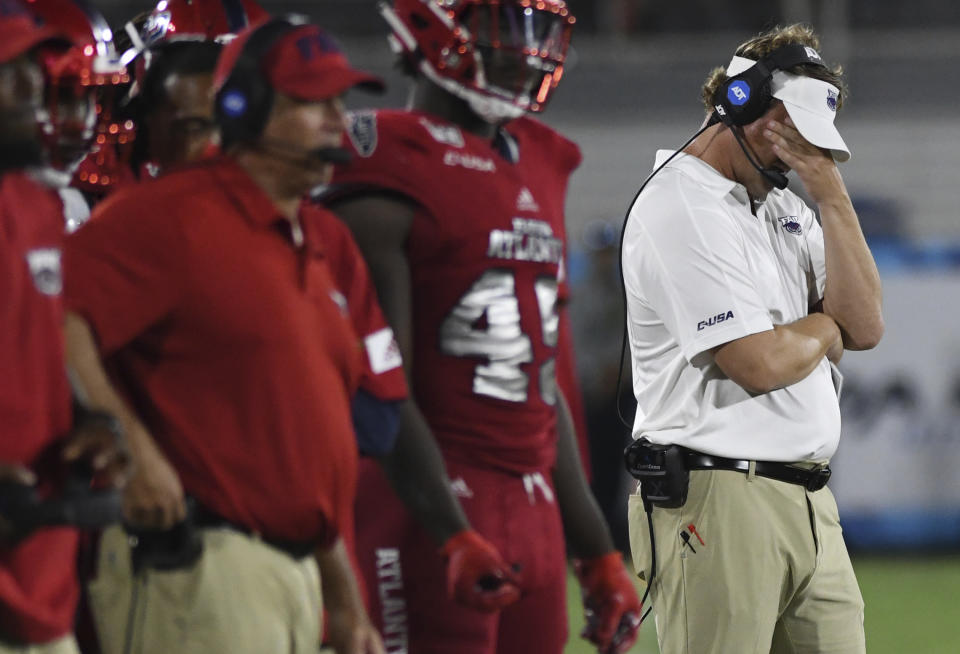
left=628, top=469, right=865, bottom=654
left=88, top=525, right=321, bottom=654
left=0, top=636, right=79, bottom=654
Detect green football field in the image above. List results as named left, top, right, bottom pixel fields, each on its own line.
left=564, top=555, right=960, bottom=654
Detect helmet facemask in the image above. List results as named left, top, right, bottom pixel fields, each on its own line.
left=383, top=0, right=574, bottom=123
left=29, top=1, right=132, bottom=182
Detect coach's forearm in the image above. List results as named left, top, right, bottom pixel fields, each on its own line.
left=376, top=400, right=470, bottom=546
left=712, top=313, right=841, bottom=394
left=553, top=392, right=616, bottom=560
left=819, top=190, right=884, bottom=350
left=316, top=538, right=366, bottom=617
left=64, top=312, right=156, bottom=460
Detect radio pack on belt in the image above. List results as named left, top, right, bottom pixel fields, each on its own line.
left=624, top=439, right=689, bottom=508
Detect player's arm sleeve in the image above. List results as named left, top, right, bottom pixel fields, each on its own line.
left=63, top=202, right=187, bottom=354
left=351, top=389, right=402, bottom=457
left=624, top=191, right=773, bottom=362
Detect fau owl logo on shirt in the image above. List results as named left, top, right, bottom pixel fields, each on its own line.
left=778, top=216, right=803, bottom=235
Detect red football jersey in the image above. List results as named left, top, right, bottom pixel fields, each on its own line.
left=331, top=110, right=581, bottom=473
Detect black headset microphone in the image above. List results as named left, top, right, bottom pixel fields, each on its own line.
left=725, top=118, right=789, bottom=190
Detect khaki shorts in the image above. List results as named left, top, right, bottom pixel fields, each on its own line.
left=88, top=525, right=321, bottom=654
left=0, top=635, right=79, bottom=654
left=628, top=468, right=865, bottom=654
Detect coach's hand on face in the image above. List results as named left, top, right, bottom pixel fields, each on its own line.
left=121, top=435, right=187, bottom=530
left=762, top=115, right=847, bottom=206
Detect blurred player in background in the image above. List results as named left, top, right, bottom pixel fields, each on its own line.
left=62, top=16, right=387, bottom=654
left=0, top=2, right=129, bottom=652
left=117, top=0, right=267, bottom=177
left=325, top=1, right=642, bottom=652
left=621, top=24, right=882, bottom=654
left=27, top=0, right=129, bottom=230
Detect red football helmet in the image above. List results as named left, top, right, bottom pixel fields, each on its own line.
left=119, top=0, right=268, bottom=110
left=124, top=0, right=268, bottom=59
left=27, top=0, right=131, bottom=178
left=381, top=0, right=575, bottom=122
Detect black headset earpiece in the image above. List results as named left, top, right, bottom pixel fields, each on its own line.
left=214, top=17, right=302, bottom=148
left=712, top=43, right=827, bottom=128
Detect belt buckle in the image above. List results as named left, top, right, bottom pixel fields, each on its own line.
left=805, top=465, right=831, bottom=492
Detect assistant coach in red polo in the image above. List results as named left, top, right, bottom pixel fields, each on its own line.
left=63, top=16, right=386, bottom=654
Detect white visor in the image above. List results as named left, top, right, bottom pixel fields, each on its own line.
left=726, top=55, right=850, bottom=162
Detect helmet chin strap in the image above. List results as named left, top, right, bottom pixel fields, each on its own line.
left=466, top=94, right=525, bottom=124
left=419, top=62, right=526, bottom=124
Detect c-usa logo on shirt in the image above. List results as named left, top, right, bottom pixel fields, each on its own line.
left=697, top=310, right=734, bottom=331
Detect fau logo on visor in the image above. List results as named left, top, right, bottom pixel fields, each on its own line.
left=826, top=89, right=838, bottom=112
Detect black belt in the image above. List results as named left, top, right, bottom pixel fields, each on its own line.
left=192, top=504, right=316, bottom=560
left=684, top=452, right=831, bottom=492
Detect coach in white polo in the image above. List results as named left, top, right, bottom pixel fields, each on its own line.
left=622, top=24, right=883, bottom=654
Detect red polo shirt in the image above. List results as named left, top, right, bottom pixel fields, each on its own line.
left=63, top=157, right=363, bottom=546
left=0, top=172, right=77, bottom=644
left=301, top=203, right=407, bottom=403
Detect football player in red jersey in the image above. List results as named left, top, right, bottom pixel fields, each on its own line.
left=0, top=2, right=129, bottom=652
left=118, top=0, right=269, bottom=178
left=325, top=1, right=642, bottom=653
left=26, top=0, right=130, bottom=229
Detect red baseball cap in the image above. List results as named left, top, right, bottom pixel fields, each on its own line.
left=214, top=20, right=384, bottom=100
left=0, top=1, right=68, bottom=64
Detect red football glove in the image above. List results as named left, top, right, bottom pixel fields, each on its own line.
left=574, top=551, right=643, bottom=654
left=440, top=529, right=521, bottom=612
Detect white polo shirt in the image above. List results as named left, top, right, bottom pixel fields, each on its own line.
left=622, top=150, right=841, bottom=462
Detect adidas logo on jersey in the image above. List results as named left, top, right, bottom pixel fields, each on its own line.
left=516, top=187, right=540, bottom=213
left=364, top=327, right=403, bottom=375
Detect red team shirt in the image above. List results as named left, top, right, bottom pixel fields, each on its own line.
left=332, top=110, right=582, bottom=473
left=64, top=157, right=363, bottom=546
left=0, top=173, right=77, bottom=644
left=301, top=201, right=407, bottom=403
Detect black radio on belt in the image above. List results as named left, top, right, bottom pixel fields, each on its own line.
left=624, top=439, right=689, bottom=508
